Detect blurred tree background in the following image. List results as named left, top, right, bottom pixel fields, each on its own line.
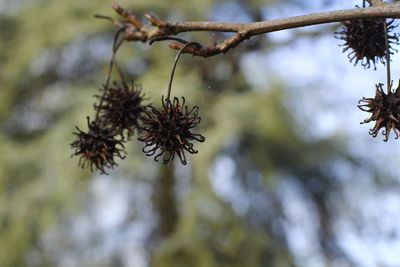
left=1, top=0, right=400, bottom=267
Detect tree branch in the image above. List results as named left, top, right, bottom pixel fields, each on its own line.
left=104, top=2, right=400, bottom=57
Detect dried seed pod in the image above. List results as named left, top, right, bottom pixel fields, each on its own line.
left=336, top=18, right=398, bottom=69
left=358, top=81, right=400, bottom=141
left=70, top=117, right=126, bottom=174
left=95, top=81, right=145, bottom=138
left=138, top=96, right=205, bottom=165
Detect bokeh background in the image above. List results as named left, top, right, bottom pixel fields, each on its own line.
left=1, top=0, right=400, bottom=266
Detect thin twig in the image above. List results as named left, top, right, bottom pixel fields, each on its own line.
left=104, top=3, right=400, bottom=57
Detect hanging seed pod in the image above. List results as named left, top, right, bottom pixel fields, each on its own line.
left=138, top=41, right=205, bottom=165
left=95, top=81, right=145, bottom=139
left=138, top=96, right=205, bottom=165
left=358, top=81, right=400, bottom=141
left=71, top=117, right=126, bottom=174
left=336, top=17, right=398, bottom=69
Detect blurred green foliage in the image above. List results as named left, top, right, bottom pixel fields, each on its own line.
left=0, top=1, right=385, bottom=267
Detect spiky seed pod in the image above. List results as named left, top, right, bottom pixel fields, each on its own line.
left=95, top=81, right=145, bottom=138
left=70, top=117, right=126, bottom=174
left=138, top=96, right=205, bottom=165
left=336, top=18, right=398, bottom=69
left=358, top=81, right=400, bottom=141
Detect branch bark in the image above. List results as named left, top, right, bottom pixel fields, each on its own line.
left=105, top=2, right=400, bottom=57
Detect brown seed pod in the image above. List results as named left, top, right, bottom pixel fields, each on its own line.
left=336, top=18, right=398, bottom=69
left=95, top=81, right=145, bottom=139
left=138, top=96, right=205, bottom=165
left=70, top=117, right=126, bottom=174
left=358, top=81, right=400, bottom=141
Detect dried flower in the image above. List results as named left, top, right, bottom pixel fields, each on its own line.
left=138, top=96, right=205, bottom=165
left=96, top=81, right=145, bottom=138
left=70, top=117, right=126, bottom=174
left=336, top=18, right=398, bottom=69
left=358, top=81, right=400, bottom=141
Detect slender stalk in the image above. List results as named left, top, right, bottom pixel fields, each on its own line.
left=114, top=59, right=127, bottom=87
left=149, top=36, right=189, bottom=45
left=95, top=28, right=125, bottom=120
left=94, top=14, right=113, bottom=21
left=166, top=42, right=202, bottom=100
left=383, top=21, right=391, bottom=93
